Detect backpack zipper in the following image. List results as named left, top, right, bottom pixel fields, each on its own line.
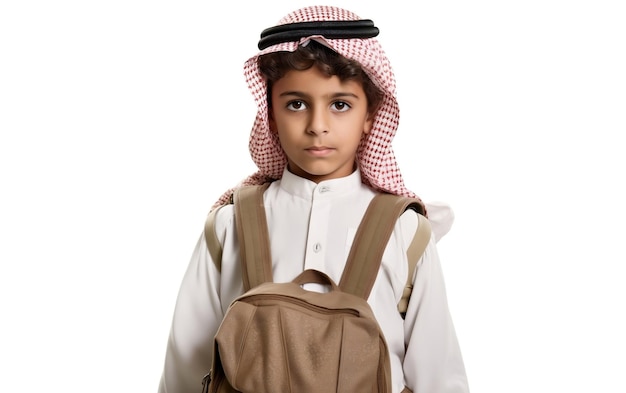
left=242, top=294, right=360, bottom=316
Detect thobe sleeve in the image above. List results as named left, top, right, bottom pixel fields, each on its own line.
left=402, top=230, right=470, bottom=393
left=158, top=231, right=225, bottom=393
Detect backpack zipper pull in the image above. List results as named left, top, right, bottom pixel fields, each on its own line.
left=201, top=371, right=211, bottom=393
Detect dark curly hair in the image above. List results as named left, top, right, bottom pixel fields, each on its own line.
left=258, top=40, right=383, bottom=115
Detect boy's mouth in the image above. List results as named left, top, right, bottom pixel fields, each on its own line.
left=305, top=146, right=334, bottom=156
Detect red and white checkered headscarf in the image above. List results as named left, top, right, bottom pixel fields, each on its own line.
left=212, top=5, right=425, bottom=214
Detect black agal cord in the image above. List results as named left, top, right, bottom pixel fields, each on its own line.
left=258, top=20, right=379, bottom=50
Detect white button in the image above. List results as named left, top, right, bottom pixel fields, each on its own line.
left=319, top=186, right=330, bottom=193
left=313, top=243, right=322, bottom=253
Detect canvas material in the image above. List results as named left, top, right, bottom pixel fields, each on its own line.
left=204, top=269, right=392, bottom=393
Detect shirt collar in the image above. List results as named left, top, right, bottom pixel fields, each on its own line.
left=279, top=167, right=364, bottom=200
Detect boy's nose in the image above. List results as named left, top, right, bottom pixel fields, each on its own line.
left=306, top=107, right=329, bottom=135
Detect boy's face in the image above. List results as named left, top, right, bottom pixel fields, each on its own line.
left=269, top=67, right=374, bottom=183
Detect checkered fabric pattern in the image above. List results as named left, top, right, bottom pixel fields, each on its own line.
left=211, top=5, right=425, bottom=215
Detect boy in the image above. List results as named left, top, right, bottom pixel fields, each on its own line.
left=158, top=5, right=469, bottom=393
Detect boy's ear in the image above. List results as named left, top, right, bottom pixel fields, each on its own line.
left=363, top=112, right=375, bottom=135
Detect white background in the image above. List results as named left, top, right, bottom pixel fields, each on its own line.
left=1, top=0, right=625, bottom=392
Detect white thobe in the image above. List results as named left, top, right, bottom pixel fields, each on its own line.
left=158, top=168, right=469, bottom=393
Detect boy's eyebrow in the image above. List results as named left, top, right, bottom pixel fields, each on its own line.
left=278, top=91, right=362, bottom=100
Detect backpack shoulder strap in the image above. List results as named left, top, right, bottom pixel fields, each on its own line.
left=339, top=193, right=426, bottom=299
left=204, top=204, right=227, bottom=272
left=207, top=187, right=431, bottom=309
left=397, top=213, right=431, bottom=316
left=203, top=184, right=272, bottom=283
left=233, top=183, right=272, bottom=291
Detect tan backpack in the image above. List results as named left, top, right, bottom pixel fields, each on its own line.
left=202, top=184, right=431, bottom=393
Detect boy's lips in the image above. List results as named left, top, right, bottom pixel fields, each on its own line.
left=305, top=146, right=334, bottom=156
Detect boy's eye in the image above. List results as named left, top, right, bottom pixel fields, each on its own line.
left=286, top=100, right=307, bottom=111
left=331, top=101, right=351, bottom=112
